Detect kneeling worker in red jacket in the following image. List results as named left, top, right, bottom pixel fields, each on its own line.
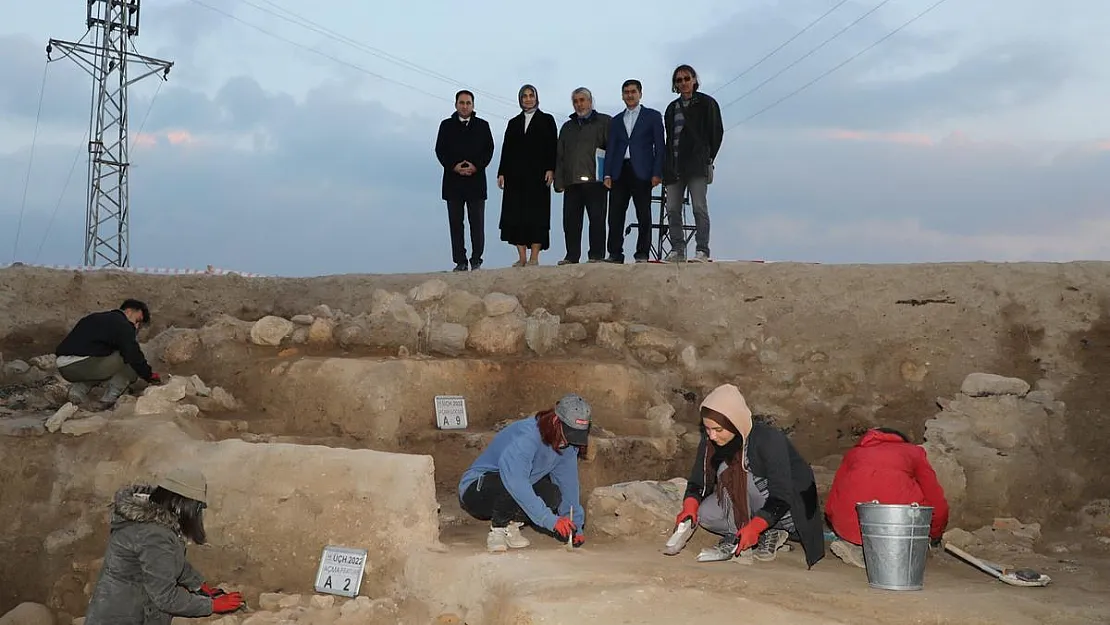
left=824, top=427, right=949, bottom=568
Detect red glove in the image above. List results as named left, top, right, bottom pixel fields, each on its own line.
left=212, top=592, right=243, bottom=613
left=198, top=582, right=225, bottom=597
left=148, top=372, right=163, bottom=384
left=553, top=516, right=576, bottom=539
left=573, top=534, right=586, bottom=547
left=734, top=516, right=770, bottom=555
left=675, top=496, right=700, bottom=526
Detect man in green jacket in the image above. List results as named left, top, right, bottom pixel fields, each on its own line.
left=554, top=87, right=611, bottom=264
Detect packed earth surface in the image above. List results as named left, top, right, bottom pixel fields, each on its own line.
left=1, top=261, right=1109, bottom=624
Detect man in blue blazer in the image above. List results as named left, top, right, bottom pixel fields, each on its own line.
left=603, top=79, right=665, bottom=263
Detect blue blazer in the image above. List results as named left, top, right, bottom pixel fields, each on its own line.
left=604, top=105, right=665, bottom=183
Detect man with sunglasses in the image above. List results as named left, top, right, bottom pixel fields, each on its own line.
left=55, top=298, right=163, bottom=408
left=663, top=64, right=724, bottom=263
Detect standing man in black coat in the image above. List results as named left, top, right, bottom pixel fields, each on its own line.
left=435, top=90, right=496, bottom=271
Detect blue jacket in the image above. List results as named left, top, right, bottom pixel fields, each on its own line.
left=604, top=105, right=664, bottom=182
left=458, top=418, right=584, bottom=531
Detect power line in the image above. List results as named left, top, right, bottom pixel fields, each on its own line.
left=726, top=0, right=952, bottom=132
left=185, top=0, right=509, bottom=119
left=712, top=0, right=852, bottom=95
left=242, top=0, right=517, bottom=109
left=720, top=0, right=896, bottom=112
left=13, top=63, right=49, bottom=263
left=129, top=78, right=164, bottom=154
left=34, top=129, right=89, bottom=264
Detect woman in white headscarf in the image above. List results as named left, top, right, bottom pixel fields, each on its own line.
left=497, top=84, right=559, bottom=267
left=675, top=384, right=825, bottom=567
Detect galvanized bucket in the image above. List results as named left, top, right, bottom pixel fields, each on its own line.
left=856, top=502, right=934, bottom=591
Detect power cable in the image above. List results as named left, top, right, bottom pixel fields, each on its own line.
left=130, top=78, right=164, bottom=153
left=245, top=0, right=517, bottom=108
left=185, top=0, right=509, bottom=119
left=720, top=0, right=896, bottom=112
left=712, top=0, right=852, bottom=95
left=13, top=63, right=49, bottom=263
left=725, top=0, right=952, bottom=131
left=34, top=128, right=89, bottom=264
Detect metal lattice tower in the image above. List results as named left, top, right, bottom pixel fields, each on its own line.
left=48, top=0, right=172, bottom=268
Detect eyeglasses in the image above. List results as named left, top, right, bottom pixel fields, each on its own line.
left=675, top=76, right=693, bottom=83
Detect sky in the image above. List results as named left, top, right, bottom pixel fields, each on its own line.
left=2, top=0, right=1108, bottom=277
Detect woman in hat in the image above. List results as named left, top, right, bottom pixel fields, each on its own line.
left=458, top=393, right=592, bottom=552
left=674, top=384, right=825, bottom=568
left=84, top=468, right=244, bottom=625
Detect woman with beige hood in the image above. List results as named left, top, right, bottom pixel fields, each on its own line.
left=673, top=384, right=825, bottom=568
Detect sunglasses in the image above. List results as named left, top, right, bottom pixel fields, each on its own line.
left=675, top=76, right=693, bottom=83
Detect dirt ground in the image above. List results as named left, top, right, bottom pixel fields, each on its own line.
left=438, top=524, right=1110, bottom=625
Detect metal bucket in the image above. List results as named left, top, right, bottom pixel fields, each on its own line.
left=856, top=502, right=933, bottom=591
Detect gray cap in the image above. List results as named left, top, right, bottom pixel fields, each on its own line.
left=555, top=393, right=592, bottom=446
left=157, top=467, right=208, bottom=504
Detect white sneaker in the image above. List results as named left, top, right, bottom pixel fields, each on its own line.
left=691, top=251, right=710, bottom=263
left=664, top=251, right=685, bottom=263
left=487, top=527, right=509, bottom=553
left=504, top=521, right=531, bottom=548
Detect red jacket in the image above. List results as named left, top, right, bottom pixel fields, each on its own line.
left=825, top=429, right=950, bottom=544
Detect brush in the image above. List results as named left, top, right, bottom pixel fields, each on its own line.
left=565, top=505, right=575, bottom=551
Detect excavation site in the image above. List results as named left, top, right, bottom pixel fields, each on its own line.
left=1, top=261, right=1109, bottom=625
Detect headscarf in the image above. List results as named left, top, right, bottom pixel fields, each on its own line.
left=700, top=384, right=755, bottom=525
left=518, top=84, right=539, bottom=112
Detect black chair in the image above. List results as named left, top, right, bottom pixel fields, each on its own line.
left=624, top=185, right=697, bottom=261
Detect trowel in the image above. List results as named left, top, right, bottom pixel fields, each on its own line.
left=944, top=543, right=1052, bottom=587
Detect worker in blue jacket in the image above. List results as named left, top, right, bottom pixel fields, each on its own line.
left=458, top=393, right=592, bottom=552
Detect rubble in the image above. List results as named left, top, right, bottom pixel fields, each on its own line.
left=587, top=478, right=687, bottom=539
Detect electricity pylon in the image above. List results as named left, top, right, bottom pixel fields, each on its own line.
left=48, top=0, right=173, bottom=268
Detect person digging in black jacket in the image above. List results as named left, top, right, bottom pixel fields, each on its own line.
left=54, top=299, right=163, bottom=407
left=83, top=468, right=243, bottom=625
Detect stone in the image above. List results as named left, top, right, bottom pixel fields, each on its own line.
left=307, top=318, right=336, bottom=345
left=0, top=417, right=47, bottom=437
left=0, top=602, right=54, bottom=625
left=992, top=517, right=1042, bottom=541
left=564, top=302, right=614, bottom=327
left=335, top=321, right=367, bottom=347
left=960, top=372, right=1030, bottom=397
left=210, top=387, right=241, bottom=411
left=258, top=593, right=287, bottom=611
left=291, top=315, right=314, bottom=325
left=467, top=315, right=526, bottom=355
left=440, top=290, right=484, bottom=326
left=559, top=322, right=587, bottom=343
left=587, top=478, right=688, bottom=539
left=250, top=316, right=296, bottom=346
left=409, top=279, right=449, bottom=303
left=646, top=404, right=676, bottom=437
left=3, top=359, right=31, bottom=375
left=29, top=354, right=56, bottom=370
left=625, top=324, right=679, bottom=353
left=44, top=520, right=93, bottom=554
left=635, top=349, right=668, bottom=365
left=162, top=329, right=201, bottom=365
left=942, top=528, right=978, bottom=549
left=142, top=376, right=189, bottom=403
left=367, top=301, right=423, bottom=350
left=289, top=328, right=308, bottom=345
left=596, top=322, right=626, bottom=352
left=483, top=292, right=522, bottom=317
left=185, top=375, right=211, bottom=397
left=679, top=345, right=697, bottom=372
left=277, top=594, right=302, bottom=608
left=525, top=308, right=561, bottom=355
left=427, top=322, right=468, bottom=357
left=199, top=314, right=254, bottom=346
left=312, top=304, right=334, bottom=319
left=309, top=595, right=335, bottom=610
left=61, top=415, right=108, bottom=436
left=1025, top=389, right=1054, bottom=405
left=1077, top=499, right=1110, bottom=532
left=45, top=402, right=79, bottom=433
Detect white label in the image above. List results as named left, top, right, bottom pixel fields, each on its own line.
left=313, top=545, right=367, bottom=598
left=434, top=395, right=468, bottom=430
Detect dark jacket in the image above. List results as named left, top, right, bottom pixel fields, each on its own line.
left=686, top=423, right=825, bottom=568
left=554, top=110, right=611, bottom=190
left=84, top=485, right=214, bottom=625
left=826, top=429, right=950, bottom=544
left=497, top=109, right=559, bottom=249
left=663, top=92, right=724, bottom=184
left=55, top=309, right=155, bottom=381
left=434, top=112, right=495, bottom=201
left=604, top=105, right=664, bottom=182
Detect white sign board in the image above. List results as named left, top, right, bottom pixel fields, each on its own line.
left=313, top=545, right=367, bottom=598
left=434, top=395, right=468, bottom=430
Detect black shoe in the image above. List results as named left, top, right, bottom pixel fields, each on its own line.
left=603, top=256, right=624, bottom=264
left=453, top=262, right=468, bottom=272
left=470, top=259, right=483, bottom=270
left=556, top=259, right=578, bottom=266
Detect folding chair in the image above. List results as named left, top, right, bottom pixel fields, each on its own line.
left=625, top=185, right=697, bottom=261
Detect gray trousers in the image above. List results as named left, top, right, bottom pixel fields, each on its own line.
left=665, top=176, right=710, bottom=257
left=58, top=353, right=138, bottom=392
left=698, top=462, right=794, bottom=537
